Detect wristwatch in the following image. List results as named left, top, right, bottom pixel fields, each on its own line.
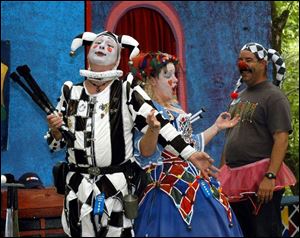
left=265, top=172, right=276, bottom=179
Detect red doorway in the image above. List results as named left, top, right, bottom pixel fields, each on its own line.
left=114, top=7, right=176, bottom=76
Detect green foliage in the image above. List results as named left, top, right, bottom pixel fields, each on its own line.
left=274, top=1, right=299, bottom=195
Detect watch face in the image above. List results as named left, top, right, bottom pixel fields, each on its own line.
left=265, top=173, right=275, bottom=179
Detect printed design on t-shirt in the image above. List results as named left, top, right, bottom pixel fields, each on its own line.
left=229, top=101, right=258, bottom=123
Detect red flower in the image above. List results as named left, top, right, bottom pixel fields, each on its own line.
left=230, top=92, right=239, bottom=99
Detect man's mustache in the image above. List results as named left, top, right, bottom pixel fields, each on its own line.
left=238, top=61, right=253, bottom=73
left=240, top=68, right=253, bottom=73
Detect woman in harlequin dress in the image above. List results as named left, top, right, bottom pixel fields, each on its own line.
left=129, top=52, right=243, bottom=237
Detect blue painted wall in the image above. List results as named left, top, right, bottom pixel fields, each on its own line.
left=1, top=1, right=85, bottom=186
left=172, top=1, right=272, bottom=166
left=1, top=1, right=271, bottom=187
left=90, top=1, right=272, bottom=169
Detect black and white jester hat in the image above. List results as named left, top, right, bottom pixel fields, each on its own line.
left=241, top=42, right=286, bottom=87
left=69, top=31, right=140, bottom=70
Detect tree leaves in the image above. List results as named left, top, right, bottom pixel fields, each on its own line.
left=273, top=1, right=299, bottom=195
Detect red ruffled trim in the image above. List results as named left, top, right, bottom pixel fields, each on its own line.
left=218, top=158, right=296, bottom=202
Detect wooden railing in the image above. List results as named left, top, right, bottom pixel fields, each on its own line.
left=1, top=187, right=65, bottom=237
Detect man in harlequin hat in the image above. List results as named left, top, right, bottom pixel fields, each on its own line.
left=218, top=42, right=296, bottom=237
left=45, top=30, right=216, bottom=237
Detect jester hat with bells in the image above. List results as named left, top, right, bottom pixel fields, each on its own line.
left=231, top=42, right=286, bottom=100
left=70, top=31, right=140, bottom=82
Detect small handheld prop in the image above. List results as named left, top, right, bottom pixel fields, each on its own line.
left=190, top=107, right=206, bottom=124
left=10, top=65, right=75, bottom=145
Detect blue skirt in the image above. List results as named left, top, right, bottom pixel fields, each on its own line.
left=134, top=188, right=243, bottom=237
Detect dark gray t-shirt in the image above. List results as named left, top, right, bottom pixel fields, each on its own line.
left=224, top=81, right=292, bottom=167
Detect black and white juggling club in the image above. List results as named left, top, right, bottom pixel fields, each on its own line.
left=190, top=108, right=206, bottom=124
left=16, top=65, right=55, bottom=113
left=10, top=69, right=75, bottom=145
left=10, top=72, right=52, bottom=114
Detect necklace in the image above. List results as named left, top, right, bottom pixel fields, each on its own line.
left=165, top=108, right=175, bottom=121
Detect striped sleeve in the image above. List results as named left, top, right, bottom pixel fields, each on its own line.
left=44, top=81, right=73, bottom=151
left=125, top=73, right=196, bottom=160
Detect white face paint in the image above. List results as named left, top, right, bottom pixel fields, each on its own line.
left=87, top=35, right=119, bottom=67
left=156, top=63, right=178, bottom=102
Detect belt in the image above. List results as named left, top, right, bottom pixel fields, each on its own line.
left=68, top=161, right=130, bottom=176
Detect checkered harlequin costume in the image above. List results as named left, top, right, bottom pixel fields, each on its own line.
left=45, top=32, right=197, bottom=237
left=133, top=102, right=242, bottom=237
left=131, top=52, right=243, bottom=237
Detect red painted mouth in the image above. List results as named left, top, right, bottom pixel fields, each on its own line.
left=172, top=85, right=177, bottom=95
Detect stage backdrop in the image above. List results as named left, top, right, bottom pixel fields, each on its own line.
left=1, top=1, right=271, bottom=187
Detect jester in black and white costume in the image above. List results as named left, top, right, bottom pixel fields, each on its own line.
left=45, top=31, right=215, bottom=237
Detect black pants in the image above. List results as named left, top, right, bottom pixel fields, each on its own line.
left=230, top=189, right=284, bottom=237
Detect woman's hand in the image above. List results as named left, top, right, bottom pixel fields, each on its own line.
left=188, top=151, right=220, bottom=179
left=139, top=110, right=161, bottom=157
left=214, top=112, right=240, bottom=131
left=146, top=109, right=161, bottom=133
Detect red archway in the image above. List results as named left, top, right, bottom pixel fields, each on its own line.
left=86, top=1, right=188, bottom=111
left=114, top=7, right=177, bottom=77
